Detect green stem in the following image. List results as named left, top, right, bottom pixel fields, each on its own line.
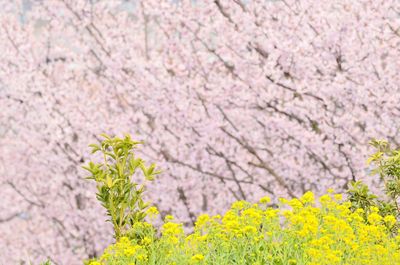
left=109, top=191, right=120, bottom=239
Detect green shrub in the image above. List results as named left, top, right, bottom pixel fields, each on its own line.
left=83, top=134, right=161, bottom=239
left=346, top=139, right=400, bottom=232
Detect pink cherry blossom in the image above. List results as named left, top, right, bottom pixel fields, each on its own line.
left=0, top=0, right=400, bottom=264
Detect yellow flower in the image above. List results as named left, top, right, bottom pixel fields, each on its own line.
left=370, top=206, right=380, bottom=213
left=191, top=254, right=204, bottom=262
left=383, top=215, right=396, bottom=228
left=141, top=236, right=152, bottom=245
left=119, top=236, right=130, bottom=245
left=264, top=208, right=278, bottom=219
left=259, top=196, right=271, bottom=204
left=333, top=194, right=343, bottom=201
left=242, top=225, right=257, bottom=234
left=162, top=221, right=184, bottom=244
left=146, top=206, right=159, bottom=218
left=319, top=194, right=331, bottom=204
left=288, top=198, right=303, bottom=209
left=300, top=191, right=315, bottom=204
left=281, top=209, right=293, bottom=219
left=195, top=214, right=210, bottom=228
left=88, top=192, right=400, bottom=265
left=231, top=200, right=246, bottom=210
left=368, top=212, right=382, bottom=225
left=162, top=222, right=184, bottom=236
left=213, top=214, right=221, bottom=220
left=124, top=246, right=136, bottom=257
left=279, top=198, right=289, bottom=204
left=198, top=234, right=208, bottom=242
left=165, top=215, right=174, bottom=221
left=137, top=254, right=147, bottom=261
left=242, top=208, right=262, bottom=225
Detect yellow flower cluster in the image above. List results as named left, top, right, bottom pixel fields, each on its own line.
left=88, top=192, right=399, bottom=265
left=90, top=236, right=149, bottom=265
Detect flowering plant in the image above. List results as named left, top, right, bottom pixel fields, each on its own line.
left=83, top=137, right=400, bottom=265
left=87, top=191, right=400, bottom=265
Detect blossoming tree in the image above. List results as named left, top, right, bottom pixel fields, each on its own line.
left=0, top=0, right=399, bottom=263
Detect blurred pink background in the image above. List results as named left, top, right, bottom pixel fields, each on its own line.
left=0, top=0, right=400, bottom=264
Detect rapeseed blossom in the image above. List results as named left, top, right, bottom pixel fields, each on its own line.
left=89, top=192, right=400, bottom=265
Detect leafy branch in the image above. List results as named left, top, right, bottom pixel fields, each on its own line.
left=347, top=139, right=400, bottom=232
left=83, top=133, right=161, bottom=239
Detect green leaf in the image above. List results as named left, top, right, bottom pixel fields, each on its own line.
left=85, top=133, right=162, bottom=239
left=130, top=157, right=143, bottom=171
left=100, top=133, right=111, bottom=140
left=88, top=143, right=100, bottom=153
left=82, top=165, right=92, bottom=173
left=367, top=152, right=383, bottom=165
left=105, top=175, right=113, bottom=188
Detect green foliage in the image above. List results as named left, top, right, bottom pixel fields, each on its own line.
left=367, top=139, right=400, bottom=213
left=347, top=181, right=378, bottom=215
left=346, top=139, right=400, bottom=234
left=83, top=134, right=161, bottom=239
left=346, top=181, right=397, bottom=220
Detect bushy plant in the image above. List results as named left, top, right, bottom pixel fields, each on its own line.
left=346, top=139, right=400, bottom=227
left=367, top=139, right=400, bottom=210
left=83, top=134, right=161, bottom=239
